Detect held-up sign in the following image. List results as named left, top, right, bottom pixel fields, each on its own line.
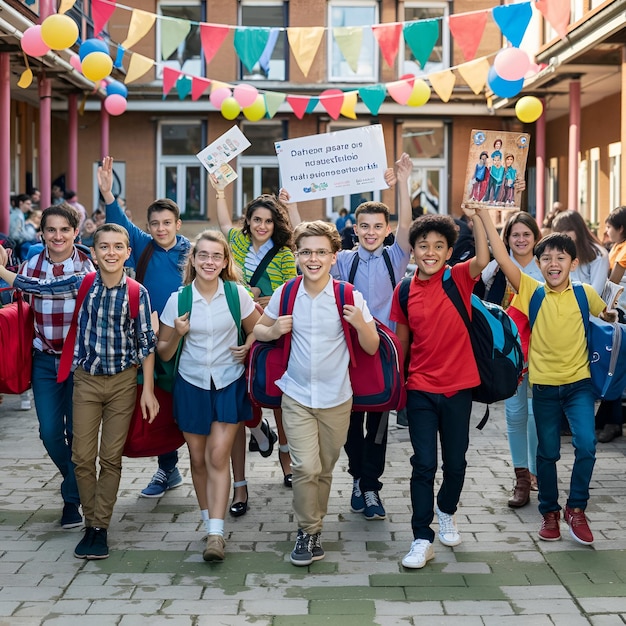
left=275, top=125, right=388, bottom=202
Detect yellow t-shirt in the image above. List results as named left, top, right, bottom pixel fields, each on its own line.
left=511, top=273, right=606, bottom=385
left=608, top=239, right=626, bottom=270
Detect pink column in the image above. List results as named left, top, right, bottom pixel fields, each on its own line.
left=39, top=75, right=52, bottom=210
left=0, top=54, right=10, bottom=233
left=100, top=103, right=109, bottom=160
left=67, top=94, right=78, bottom=191
left=535, top=99, right=546, bottom=226
left=568, top=80, right=581, bottom=211
left=622, top=48, right=626, bottom=204
left=39, top=0, right=56, bottom=21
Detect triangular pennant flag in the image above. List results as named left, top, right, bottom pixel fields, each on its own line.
left=319, top=89, right=344, bottom=120
left=448, top=11, right=488, bottom=62
left=492, top=2, right=533, bottom=48
left=428, top=70, right=456, bottom=102
left=305, top=98, right=319, bottom=114
left=403, top=19, right=439, bottom=69
left=287, top=27, right=324, bottom=77
left=199, top=24, right=230, bottom=66
left=286, top=95, right=310, bottom=119
left=122, top=9, right=156, bottom=50
left=535, top=0, right=570, bottom=40
left=332, top=27, right=363, bottom=74
left=264, top=91, right=286, bottom=118
left=124, top=52, right=154, bottom=84
left=58, top=0, right=76, bottom=14
left=191, top=76, right=211, bottom=101
left=177, top=75, right=192, bottom=100
left=371, top=23, right=403, bottom=69
left=92, top=0, right=117, bottom=37
left=340, top=91, right=358, bottom=120
left=162, top=66, right=182, bottom=96
left=161, top=17, right=191, bottom=62
left=234, top=27, right=270, bottom=73
left=259, top=29, right=279, bottom=77
left=358, top=84, right=386, bottom=116
left=457, top=57, right=490, bottom=95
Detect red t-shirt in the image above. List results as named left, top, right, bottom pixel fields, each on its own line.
left=390, top=261, right=480, bottom=394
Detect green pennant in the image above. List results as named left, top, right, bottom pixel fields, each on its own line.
left=234, top=27, right=270, bottom=73
left=403, top=19, right=439, bottom=69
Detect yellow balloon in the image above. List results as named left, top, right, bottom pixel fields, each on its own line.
left=221, top=97, right=241, bottom=120
left=81, top=52, right=113, bottom=82
left=40, top=14, right=79, bottom=50
left=243, top=95, right=266, bottom=121
left=515, top=96, right=543, bottom=123
left=407, top=79, right=431, bottom=107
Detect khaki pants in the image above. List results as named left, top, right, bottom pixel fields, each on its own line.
left=72, top=367, right=137, bottom=529
left=281, top=394, right=352, bottom=535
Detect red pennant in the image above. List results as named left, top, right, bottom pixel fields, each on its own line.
left=162, top=67, right=182, bottom=97
left=448, top=11, right=488, bottom=62
left=286, top=95, right=311, bottom=119
left=535, top=0, right=570, bottom=39
left=319, top=89, right=344, bottom=120
left=92, top=0, right=117, bottom=38
left=200, top=24, right=231, bottom=66
left=371, top=22, right=403, bottom=69
left=191, top=77, right=211, bottom=101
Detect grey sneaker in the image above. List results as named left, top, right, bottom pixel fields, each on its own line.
left=290, top=529, right=313, bottom=566
left=310, top=532, right=325, bottom=561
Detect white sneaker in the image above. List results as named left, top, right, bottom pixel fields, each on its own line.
left=401, top=539, right=434, bottom=569
left=435, top=506, right=462, bottom=547
left=20, top=399, right=31, bottom=410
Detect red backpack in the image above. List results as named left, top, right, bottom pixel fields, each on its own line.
left=0, top=291, right=34, bottom=394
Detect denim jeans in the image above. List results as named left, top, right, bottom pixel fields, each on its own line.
left=406, top=389, right=472, bottom=542
left=532, top=378, right=596, bottom=514
left=31, top=350, right=80, bottom=505
left=505, top=372, right=538, bottom=475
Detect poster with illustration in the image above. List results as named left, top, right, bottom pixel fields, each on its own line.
left=196, top=126, right=251, bottom=175
left=462, top=130, right=531, bottom=219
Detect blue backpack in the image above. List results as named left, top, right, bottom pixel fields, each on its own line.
left=398, top=268, right=524, bottom=428
left=528, top=282, right=626, bottom=401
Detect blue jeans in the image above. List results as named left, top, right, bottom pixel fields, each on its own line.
left=31, top=350, right=80, bottom=505
left=532, top=379, right=596, bottom=514
left=505, top=373, right=537, bottom=475
left=406, top=389, right=472, bottom=542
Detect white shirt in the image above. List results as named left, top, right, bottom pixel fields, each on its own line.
left=160, top=279, right=255, bottom=390
left=265, top=277, right=373, bottom=409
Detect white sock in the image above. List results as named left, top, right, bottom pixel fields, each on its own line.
left=250, top=425, right=270, bottom=451
left=201, top=510, right=210, bottom=534
left=208, top=518, right=224, bottom=537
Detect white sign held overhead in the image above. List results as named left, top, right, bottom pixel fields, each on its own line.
left=196, top=126, right=251, bottom=174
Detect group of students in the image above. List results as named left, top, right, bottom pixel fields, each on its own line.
left=0, top=151, right=620, bottom=569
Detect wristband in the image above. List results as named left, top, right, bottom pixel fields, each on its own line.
left=216, top=191, right=225, bottom=199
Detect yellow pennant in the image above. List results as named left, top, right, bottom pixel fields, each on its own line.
left=428, top=70, right=456, bottom=103
left=58, top=0, right=77, bottom=14
left=340, top=91, right=358, bottom=119
left=17, top=68, right=33, bottom=88
left=122, top=10, right=156, bottom=50
left=457, top=58, right=490, bottom=95
left=125, top=52, right=155, bottom=84
left=332, top=27, right=362, bottom=74
left=287, top=27, right=324, bottom=78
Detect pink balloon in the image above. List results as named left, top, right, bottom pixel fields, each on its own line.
left=387, top=78, right=414, bottom=105
left=21, top=25, right=50, bottom=57
left=104, top=94, right=127, bottom=116
left=233, top=84, right=258, bottom=108
left=210, top=87, right=232, bottom=109
left=69, top=54, right=82, bottom=72
left=494, top=47, right=530, bottom=82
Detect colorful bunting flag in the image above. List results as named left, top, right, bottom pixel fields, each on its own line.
left=287, top=27, right=324, bottom=77
left=448, top=11, right=488, bottom=62
left=234, top=27, right=270, bottom=73
left=58, top=0, right=76, bottom=15
left=358, top=84, right=387, bottom=116
left=191, top=76, right=211, bottom=101
left=122, top=10, right=156, bottom=50
left=332, top=27, right=362, bottom=74
left=162, top=66, right=181, bottom=96
left=199, top=24, right=231, bottom=66
left=124, top=52, right=154, bottom=84
left=286, top=95, right=311, bottom=119
left=92, top=0, right=117, bottom=38
left=177, top=76, right=192, bottom=100
left=491, top=2, right=532, bottom=48
left=428, top=70, right=456, bottom=102
left=535, top=0, right=570, bottom=40
left=371, top=23, right=403, bottom=69
left=264, top=91, right=286, bottom=118
left=340, top=91, right=358, bottom=119
left=457, top=57, right=490, bottom=95
left=319, top=89, right=344, bottom=120
left=403, top=19, right=439, bottom=69
left=161, top=17, right=191, bottom=62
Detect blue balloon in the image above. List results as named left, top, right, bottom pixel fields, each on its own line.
left=79, top=38, right=109, bottom=61
left=487, top=66, right=524, bottom=99
left=106, top=80, right=128, bottom=98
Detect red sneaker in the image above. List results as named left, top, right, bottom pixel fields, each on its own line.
left=538, top=511, right=561, bottom=541
left=564, top=506, right=594, bottom=545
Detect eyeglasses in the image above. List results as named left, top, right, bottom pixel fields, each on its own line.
left=196, top=252, right=224, bottom=262
left=296, top=249, right=333, bottom=259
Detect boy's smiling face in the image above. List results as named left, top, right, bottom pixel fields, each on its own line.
left=147, top=209, right=181, bottom=251
left=93, top=231, right=131, bottom=277
left=296, top=235, right=337, bottom=284
left=536, top=246, right=578, bottom=292
left=413, top=231, right=452, bottom=280
left=354, top=212, right=391, bottom=253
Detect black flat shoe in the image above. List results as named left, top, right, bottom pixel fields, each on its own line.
left=259, top=419, right=278, bottom=458
left=279, top=449, right=293, bottom=489
left=229, top=481, right=248, bottom=517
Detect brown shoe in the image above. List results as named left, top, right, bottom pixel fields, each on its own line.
left=508, top=467, right=531, bottom=508
left=597, top=423, right=622, bottom=443
left=203, top=534, right=225, bottom=562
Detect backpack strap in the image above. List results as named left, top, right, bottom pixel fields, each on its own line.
left=398, top=276, right=412, bottom=319
left=165, top=283, right=194, bottom=382
left=135, top=242, right=155, bottom=284
left=223, top=280, right=245, bottom=346
left=528, top=285, right=546, bottom=329
left=442, top=267, right=472, bottom=333
left=572, top=282, right=590, bottom=338
left=276, top=275, right=303, bottom=357
left=347, top=249, right=396, bottom=290
left=249, top=245, right=281, bottom=288
left=57, top=272, right=97, bottom=383
left=332, top=280, right=359, bottom=367
left=126, top=277, right=141, bottom=318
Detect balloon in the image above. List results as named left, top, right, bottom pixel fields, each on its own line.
left=387, top=74, right=415, bottom=105
left=81, top=51, right=113, bottom=82
left=21, top=26, right=50, bottom=57
left=487, top=66, right=524, bottom=99
left=40, top=14, right=79, bottom=50
left=243, top=95, right=266, bottom=121
left=79, top=38, right=109, bottom=61
left=221, top=97, right=241, bottom=120
left=407, top=79, right=431, bottom=107
left=69, top=54, right=82, bottom=72
left=233, top=84, right=258, bottom=108
left=515, top=95, right=543, bottom=123
left=104, top=94, right=127, bottom=116
left=106, top=80, right=128, bottom=98
left=494, top=47, right=530, bottom=82
left=210, top=87, right=231, bottom=109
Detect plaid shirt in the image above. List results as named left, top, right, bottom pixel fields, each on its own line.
left=21, top=247, right=95, bottom=354
left=13, top=271, right=156, bottom=375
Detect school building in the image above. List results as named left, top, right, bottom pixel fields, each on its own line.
left=0, top=0, right=624, bottom=237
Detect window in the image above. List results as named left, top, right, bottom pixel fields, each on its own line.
left=158, top=1, right=203, bottom=77
left=589, top=147, right=599, bottom=225
left=328, top=1, right=378, bottom=82
left=609, top=142, right=621, bottom=210
left=240, top=2, right=286, bottom=80
left=402, top=2, right=449, bottom=77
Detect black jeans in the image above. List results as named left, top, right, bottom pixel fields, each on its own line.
left=344, top=410, right=389, bottom=492
left=407, top=389, right=472, bottom=542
